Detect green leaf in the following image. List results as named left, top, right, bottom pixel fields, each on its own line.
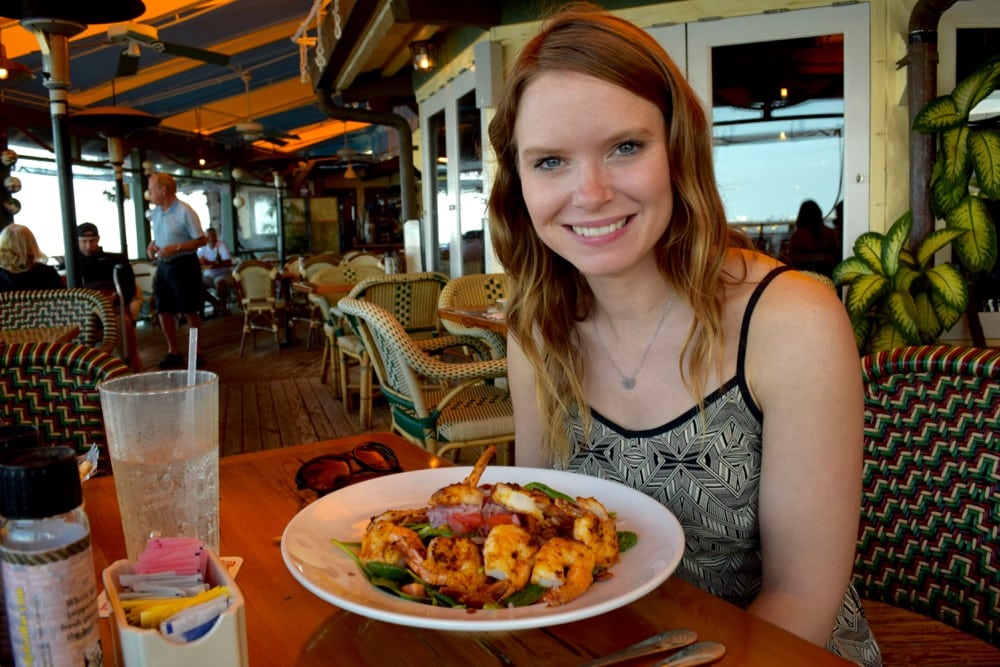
left=930, top=158, right=970, bottom=217
left=926, top=262, right=969, bottom=312
left=931, top=291, right=964, bottom=332
left=949, top=55, right=1000, bottom=119
left=503, top=584, right=546, bottom=607
left=869, top=323, right=911, bottom=354
left=913, top=292, right=942, bottom=341
left=885, top=290, right=920, bottom=344
left=618, top=531, right=638, bottom=552
left=853, top=232, right=886, bottom=274
left=852, top=317, right=872, bottom=354
left=881, top=212, right=911, bottom=277
left=913, top=95, right=962, bottom=132
left=969, top=129, right=1000, bottom=199
left=939, top=126, right=971, bottom=184
left=845, top=273, right=890, bottom=321
left=523, top=482, right=575, bottom=503
left=947, top=197, right=999, bottom=272
left=914, top=227, right=965, bottom=267
left=832, top=256, right=873, bottom=285
left=892, top=263, right=919, bottom=293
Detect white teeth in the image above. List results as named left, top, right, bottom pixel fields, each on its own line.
left=571, top=218, right=627, bottom=237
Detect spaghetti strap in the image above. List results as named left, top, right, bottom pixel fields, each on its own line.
left=736, top=265, right=794, bottom=372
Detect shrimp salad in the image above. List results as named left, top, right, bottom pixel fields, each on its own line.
left=332, top=446, right=638, bottom=610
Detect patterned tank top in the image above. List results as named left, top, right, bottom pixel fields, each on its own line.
left=561, top=266, right=881, bottom=666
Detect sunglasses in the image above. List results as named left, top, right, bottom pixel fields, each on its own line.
left=294, top=442, right=402, bottom=496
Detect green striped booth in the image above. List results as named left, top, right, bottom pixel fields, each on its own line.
left=856, top=344, right=1000, bottom=647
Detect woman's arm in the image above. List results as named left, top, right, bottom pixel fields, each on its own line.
left=507, top=334, right=548, bottom=468
left=744, top=272, right=863, bottom=646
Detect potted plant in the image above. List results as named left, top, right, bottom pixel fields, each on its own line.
left=834, top=55, right=1000, bottom=353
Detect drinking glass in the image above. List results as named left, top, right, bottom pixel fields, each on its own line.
left=99, top=371, right=219, bottom=561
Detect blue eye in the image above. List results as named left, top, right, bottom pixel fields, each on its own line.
left=616, top=141, right=642, bottom=156
left=533, top=156, right=562, bottom=170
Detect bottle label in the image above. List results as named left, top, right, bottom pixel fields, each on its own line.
left=1, top=535, right=103, bottom=667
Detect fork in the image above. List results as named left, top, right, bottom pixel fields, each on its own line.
left=578, top=628, right=698, bottom=667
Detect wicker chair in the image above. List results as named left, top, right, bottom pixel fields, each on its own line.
left=0, top=342, right=129, bottom=463
left=0, top=288, right=118, bottom=354
left=338, top=297, right=514, bottom=461
left=335, top=272, right=447, bottom=429
left=232, top=260, right=285, bottom=355
left=855, top=344, right=1000, bottom=648
left=437, top=272, right=510, bottom=359
left=130, top=260, right=157, bottom=324
left=312, top=263, right=385, bottom=388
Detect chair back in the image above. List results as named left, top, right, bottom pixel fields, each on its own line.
left=0, top=342, right=129, bottom=455
left=855, top=344, right=1000, bottom=646
left=345, top=252, right=383, bottom=268
left=0, top=288, right=118, bottom=353
left=301, top=252, right=342, bottom=280
left=347, top=272, right=448, bottom=336
left=437, top=273, right=510, bottom=353
left=338, top=297, right=512, bottom=457
left=282, top=255, right=303, bottom=279
left=233, top=260, right=278, bottom=303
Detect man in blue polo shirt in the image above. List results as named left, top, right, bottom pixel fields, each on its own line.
left=146, top=172, right=207, bottom=369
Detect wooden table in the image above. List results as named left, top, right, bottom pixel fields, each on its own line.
left=0, top=325, right=81, bottom=345
left=291, top=280, right=355, bottom=297
left=83, top=433, right=851, bottom=666
left=438, top=305, right=507, bottom=335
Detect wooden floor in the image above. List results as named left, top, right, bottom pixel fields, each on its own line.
left=134, top=310, right=394, bottom=457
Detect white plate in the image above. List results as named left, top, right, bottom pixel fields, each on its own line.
left=281, top=466, right=685, bottom=631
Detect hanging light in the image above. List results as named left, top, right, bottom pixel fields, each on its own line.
left=410, top=41, right=437, bottom=72
left=344, top=164, right=357, bottom=180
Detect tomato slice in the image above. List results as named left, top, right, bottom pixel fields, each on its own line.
left=446, top=511, right=485, bottom=535
left=485, top=513, right=515, bottom=530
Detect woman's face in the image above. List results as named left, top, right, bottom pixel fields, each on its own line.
left=514, top=71, right=673, bottom=279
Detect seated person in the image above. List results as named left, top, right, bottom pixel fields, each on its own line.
left=783, top=200, right=842, bottom=277
left=77, top=222, right=141, bottom=370
left=0, top=223, right=63, bottom=291
left=197, top=227, right=233, bottom=315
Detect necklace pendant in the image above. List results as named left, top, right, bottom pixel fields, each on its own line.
left=621, top=377, right=636, bottom=390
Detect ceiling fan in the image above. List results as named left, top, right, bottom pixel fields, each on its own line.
left=233, top=70, right=299, bottom=146
left=108, top=22, right=230, bottom=78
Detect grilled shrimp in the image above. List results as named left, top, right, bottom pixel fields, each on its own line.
left=490, top=483, right=553, bottom=520
left=405, top=536, right=487, bottom=593
left=571, top=497, right=620, bottom=569
left=360, top=521, right=424, bottom=568
left=529, top=537, right=596, bottom=606
left=428, top=445, right=495, bottom=508
left=483, top=524, right=539, bottom=597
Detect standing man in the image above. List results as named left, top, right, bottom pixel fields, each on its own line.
left=146, top=172, right=207, bottom=369
left=197, top=227, right=233, bottom=315
left=77, top=222, right=141, bottom=371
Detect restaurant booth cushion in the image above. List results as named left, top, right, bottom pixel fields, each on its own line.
left=0, top=341, right=130, bottom=461
left=856, top=344, right=1000, bottom=647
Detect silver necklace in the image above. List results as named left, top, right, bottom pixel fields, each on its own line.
left=594, top=293, right=676, bottom=390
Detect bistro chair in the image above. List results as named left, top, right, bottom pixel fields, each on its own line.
left=0, top=288, right=119, bottom=355
left=335, top=272, right=448, bottom=429
left=338, top=297, right=514, bottom=461
left=345, top=252, right=383, bottom=268
left=0, top=342, right=129, bottom=467
left=855, top=344, right=1000, bottom=650
left=130, top=260, right=157, bottom=324
left=309, top=263, right=387, bottom=372
left=312, top=263, right=381, bottom=388
left=437, top=272, right=510, bottom=360
left=232, top=260, right=285, bottom=355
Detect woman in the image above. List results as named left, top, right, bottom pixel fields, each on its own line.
left=487, top=5, right=879, bottom=665
left=784, top=199, right=842, bottom=276
left=0, top=223, right=63, bottom=291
